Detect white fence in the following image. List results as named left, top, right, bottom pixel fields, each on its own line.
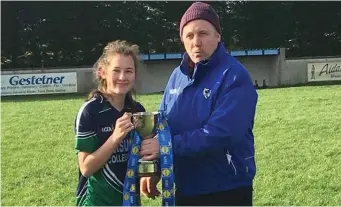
left=1, top=53, right=340, bottom=96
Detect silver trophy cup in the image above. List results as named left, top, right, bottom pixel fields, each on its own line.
left=132, top=111, right=161, bottom=177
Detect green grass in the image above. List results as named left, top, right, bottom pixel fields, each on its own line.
left=1, top=85, right=341, bottom=206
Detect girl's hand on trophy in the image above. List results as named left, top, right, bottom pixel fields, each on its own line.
left=140, top=137, right=160, bottom=160
left=132, top=116, right=143, bottom=129
left=111, top=112, right=134, bottom=142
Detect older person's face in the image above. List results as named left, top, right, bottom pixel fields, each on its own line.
left=182, top=19, right=221, bottom=63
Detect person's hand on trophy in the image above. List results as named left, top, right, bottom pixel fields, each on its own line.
left=140, top=136, right=160, bottom=161
left=137, top=116, right=162, bottom=199
left=111, top=112, right=134, bottom=142
left=132, top=115, right=143, bottom=129
left=132, top=112, right=165, bottom=201
left=140, top=175, right=161, bottom=199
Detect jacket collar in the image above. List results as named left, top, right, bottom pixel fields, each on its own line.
left=179, top=42, right=228, bottom=79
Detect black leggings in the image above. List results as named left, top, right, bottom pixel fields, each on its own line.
left=175, top=185, right=253, bottom=206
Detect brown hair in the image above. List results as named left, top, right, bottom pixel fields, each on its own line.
left=87, top=40, right=141, bottom=113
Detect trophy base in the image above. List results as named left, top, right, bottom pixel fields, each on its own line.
left=137, top=160, right=160, bottom=177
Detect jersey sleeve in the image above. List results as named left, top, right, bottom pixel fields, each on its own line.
left=74, top=103, right=98, bottom=153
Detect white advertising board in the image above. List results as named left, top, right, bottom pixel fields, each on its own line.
left=307, top=62, right=341, bottom=82
left=1, top=72, right=78, bottom=96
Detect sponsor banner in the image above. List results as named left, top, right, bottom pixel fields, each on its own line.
left=307, top=62, right=341, bottom=82
left=1, top=72, right=77, bottom=96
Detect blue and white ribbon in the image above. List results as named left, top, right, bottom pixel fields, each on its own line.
left=123, top=111, right=175, bottom=206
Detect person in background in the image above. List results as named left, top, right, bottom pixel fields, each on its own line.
left=139, top=2, right=258, bottom=206
left=74, top=40, right=145, bottom=206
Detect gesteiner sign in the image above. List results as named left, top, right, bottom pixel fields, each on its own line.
left=307, top=62, right=341, bottom=82
left=1, top=72, right=77, bottom=96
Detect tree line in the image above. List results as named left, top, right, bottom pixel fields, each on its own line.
left=2, top=1, right=341, bottom=69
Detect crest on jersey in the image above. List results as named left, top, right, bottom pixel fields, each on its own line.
left=203, top=88, right=211, bottom=99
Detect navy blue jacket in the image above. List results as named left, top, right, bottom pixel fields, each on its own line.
left=159, top=42, right=258, bottom=196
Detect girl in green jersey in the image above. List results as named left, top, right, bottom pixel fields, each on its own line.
left=74, top=40, right=146, bottom=206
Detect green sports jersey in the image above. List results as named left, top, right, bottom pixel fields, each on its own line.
left=74, top=93, right=145, bottom=206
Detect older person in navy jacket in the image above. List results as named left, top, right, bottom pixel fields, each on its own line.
left=139, top=2, right=258, bottom=206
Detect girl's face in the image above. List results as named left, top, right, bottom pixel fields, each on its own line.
left=101, top=54, right=136, bottom=95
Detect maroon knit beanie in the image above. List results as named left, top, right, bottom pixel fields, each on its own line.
left=179, top=2, right=221, bottom=37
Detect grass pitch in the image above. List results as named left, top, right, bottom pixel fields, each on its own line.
left=1, top=85, right=340, bottom=206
